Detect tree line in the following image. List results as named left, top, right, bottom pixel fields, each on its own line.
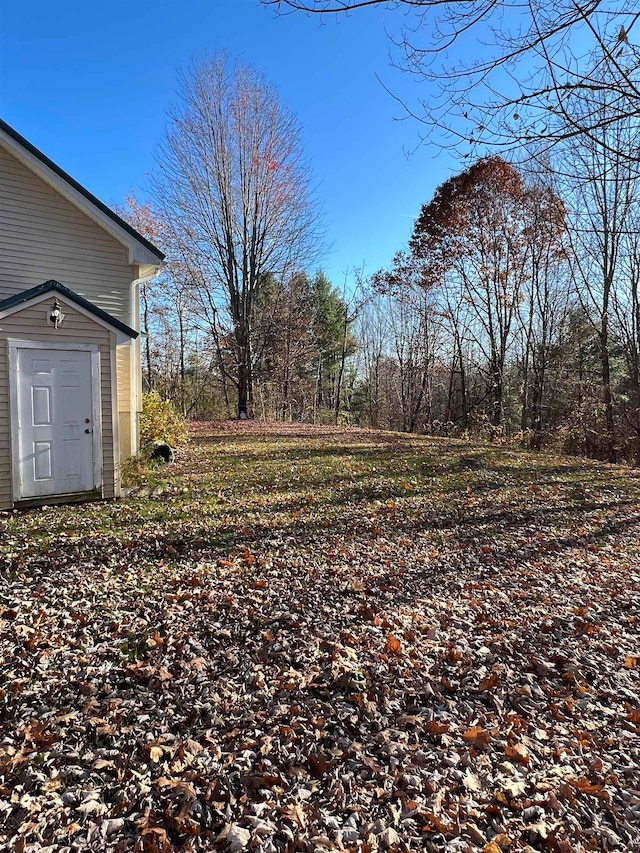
left=358, top=139, right=640, bottom=465
left=125, top=51, right=640, bottom=464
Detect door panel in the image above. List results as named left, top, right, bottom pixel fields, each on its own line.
left=32, top=386, right=52, bottom=425
left=33, top=441, right=53, bottom=480
left=16, top=348, right=96, bottom=499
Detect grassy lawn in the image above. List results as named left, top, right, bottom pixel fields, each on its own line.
left=1, top=422, right=639, bottom=852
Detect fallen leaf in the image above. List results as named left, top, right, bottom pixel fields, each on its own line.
left=463, top=726, right=491, bottom=748
left=504, top=742, right=529, bottom=765
left=385, top=634, right=402, bottom=654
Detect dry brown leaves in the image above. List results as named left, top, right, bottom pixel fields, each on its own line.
left=1, top=424, right=639, bottom=852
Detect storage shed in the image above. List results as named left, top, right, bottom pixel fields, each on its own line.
left=0, top=120, right=164, bottom=507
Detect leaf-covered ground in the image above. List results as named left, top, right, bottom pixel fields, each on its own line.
left=1, top=422, right=639, bottom=853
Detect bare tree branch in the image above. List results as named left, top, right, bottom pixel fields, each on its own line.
left=261, top=0, right=640, bottom=159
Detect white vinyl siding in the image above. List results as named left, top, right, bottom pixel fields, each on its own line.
left=0, top=145, right=134, bottom=326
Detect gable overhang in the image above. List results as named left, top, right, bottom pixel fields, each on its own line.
left=0, top=119, right=165, bottom=270
left=0, top=280, right=139, bottom=345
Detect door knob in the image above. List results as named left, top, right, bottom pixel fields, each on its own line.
left=85, top=428, right=93, bottom=434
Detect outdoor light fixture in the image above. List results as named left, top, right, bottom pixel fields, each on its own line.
left=49, top=299, right=65, bottom=329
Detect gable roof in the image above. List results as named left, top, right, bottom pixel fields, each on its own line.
left=0, top=118, right=165, bottom=267
left=0, top=280, right=138, bottom=339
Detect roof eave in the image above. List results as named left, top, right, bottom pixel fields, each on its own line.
left=0, top=280, right=139, bottom=339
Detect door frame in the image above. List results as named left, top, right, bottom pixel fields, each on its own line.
left=8, top=340, right=103, bottom=502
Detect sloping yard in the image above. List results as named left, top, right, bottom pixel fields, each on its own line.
left=1, top=422, right=639, bottom=852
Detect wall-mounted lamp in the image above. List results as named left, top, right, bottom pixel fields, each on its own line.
left=48, top=299, right=65, bottom=329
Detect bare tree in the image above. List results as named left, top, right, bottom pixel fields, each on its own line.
left=354, top=296, right=388, bottom=427
left=262, top=1, right=640, bottom=160
left=613, top=211, right=640, bottom=462
left=559, top=101, right=640, bottom=461
left=411, top=157, right=532, bottom=428
left=152, top=56, right=322, bottom=418
left=514, top=179, right=569, bottom=444
left=333, top=272, right=364, bottom=425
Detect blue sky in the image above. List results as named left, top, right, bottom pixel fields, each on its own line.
left=0, top=0, right=461, bottom=284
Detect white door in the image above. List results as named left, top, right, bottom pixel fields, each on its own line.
left=15, top=348, right=97, bottom=499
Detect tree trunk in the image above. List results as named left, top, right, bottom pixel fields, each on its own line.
left=444, top=365, right=454, bottom=424
left=314, top=354, right=322, bottom=423
left=334, top=307, right=350, bottom=425
left=370, top=354, right=380, bottom=429
left=236, top=320, right=251, bottom=419
left=457, top=336, right=467, bottom=426
left=178, top=304, right=186, bottom=416
left=490, top=357, right=502, bottom=428
left=530, top=359, right=546, bottom=450
left=408, top=369, right=429, bottom=433
left=600, top=319, right=616, bottom=462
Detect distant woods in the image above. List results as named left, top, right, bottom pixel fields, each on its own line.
left=123, top=54, right=640, bottom=465
left=359, top=139, right=640, bottom=465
